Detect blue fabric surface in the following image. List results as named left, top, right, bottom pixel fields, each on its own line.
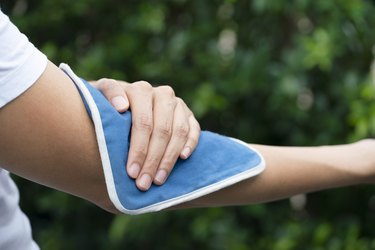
left=77, top=79, right=263, bottom=211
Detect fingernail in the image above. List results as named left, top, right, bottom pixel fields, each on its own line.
left=128, top=163, right=140, bottom=178
left=154, top=169, right=167, bottom=185
left=181, top=147, right=191, bottom=159
left=111, top=96, right=128, bottom=111
left=138, top=174, right=152, bottom=190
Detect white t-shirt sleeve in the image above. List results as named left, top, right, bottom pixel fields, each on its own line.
left=0, top=9, right=47, bottom=108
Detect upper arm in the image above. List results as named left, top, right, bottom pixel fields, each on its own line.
left=0, top=61, right=117, bottom=213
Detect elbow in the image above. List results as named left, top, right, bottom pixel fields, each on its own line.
left=95, top=195, right=120, bottom=214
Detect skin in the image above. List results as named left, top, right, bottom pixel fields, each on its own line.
left=0, top=61, right=198, bottom=212
left=179, top=141, right=375, bottom=209
left=90, top=79, right=200, bottom=190
left=0, top=61, right=374, bottom=214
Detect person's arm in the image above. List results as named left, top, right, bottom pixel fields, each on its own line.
left=0, top=7, right=200, bottom=194
left=1, top=62, right=373, bottom=214
left=0, top=61, right=118, bottom=212
left=0, top=61, right=200, bottom=211
left=92, top=80, right=375, bottom=211
left=179, top=140, right=375, bottom=209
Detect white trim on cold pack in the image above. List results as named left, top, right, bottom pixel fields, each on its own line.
left=59, top=63, right=126, bottom=213
left=59, top=63, right=266, bottom=215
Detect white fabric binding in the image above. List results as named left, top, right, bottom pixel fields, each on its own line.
left=59, top=63, right=266, bottom=215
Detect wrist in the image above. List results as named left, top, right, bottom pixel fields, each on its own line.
left=348, top=139, right=375, bottom=184
left=282, top=143, right=372, bottom=188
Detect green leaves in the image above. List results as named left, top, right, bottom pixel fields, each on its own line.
left=3, top=0, right=374, bottom=248
left=301, top=28, right=335, bottom=71
left=191, top=83, right=228, bottom=118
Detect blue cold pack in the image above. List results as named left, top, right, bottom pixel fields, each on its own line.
left=60, top=64, right=265, bottom=215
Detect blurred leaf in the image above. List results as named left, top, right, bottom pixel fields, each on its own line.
left=2, top=0, right=374, bottom=249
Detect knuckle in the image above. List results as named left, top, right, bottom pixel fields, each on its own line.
left=176, top=97, right=184, bottom=104
left=176, top=97, right=188, bottom=109
left=133, top=145, right=148, bottom=159
left=196, top=124, right=201, bottom=133
left=189, top=113, right=200, bottom=130
left=144, top=156, right=161, bottom=169
left=186, top=108, right=194, bottom=117
left=193, top=119, right=201, bottom=131
left=133, top=80, right=152, bottom=91
left=175, top=123, right=189, bottom=138
left=158, top=85, right=175, bottom=97
left=97, top=77, right=109, bottom=84
left=161, top=156, right=175, bottom=170
left=177, top=97, right=187, bottom=106
left=134, top=113, right=153, bottom=133
left=162, top=97, right=177, bottom=111
left=167, top=99, right=177, bottom=110
left=99, top=78, right=119, bottom=92
left=187, top=136, right=199, bottom=147
left=155, top=124, right=172, bottom=138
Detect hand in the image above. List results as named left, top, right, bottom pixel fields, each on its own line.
left=90, top=78, right=200, bottom=191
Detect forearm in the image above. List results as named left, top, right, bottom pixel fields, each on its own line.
left=0, top=61, right=116, bottom=212
left=1, top=61, right=373, bottom=213
left=182, top=141, right=374, bottom=208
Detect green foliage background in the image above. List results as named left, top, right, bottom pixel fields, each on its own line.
left=2, top=0, right=375, bottom=249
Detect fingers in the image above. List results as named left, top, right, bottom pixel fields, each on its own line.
left=153, top=98, right=190, bottom=185
left=94, top=78, right=129, bottom=113
left=94, top=78, right=201, bottom=191
left=180, top=100, right=201, bottom=159
left=135, top=86, right=177, bottom=190
left=125, top=83, right=200, bottom=190
left=125, top=81, right=154, bottom=184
